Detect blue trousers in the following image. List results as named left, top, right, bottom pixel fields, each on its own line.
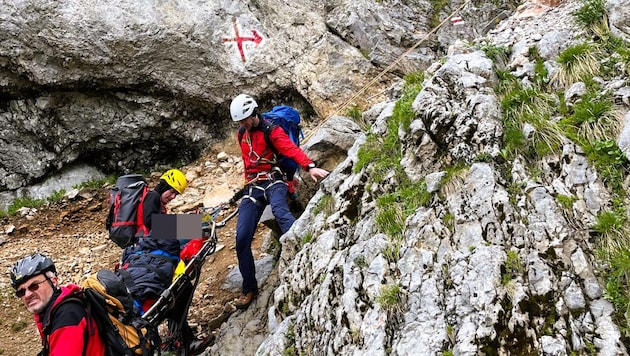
left=235, top=181, right=295, bottom=294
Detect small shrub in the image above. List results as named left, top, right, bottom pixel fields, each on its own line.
left=563, top=91, right=621, bottom=143
left=345, top=105, right=362, bottom=120
left=499, top=80, right=562, bottom=159
left=376, top=194, right=405, bottom=236
left=404, top=71, right=425, bottom=87
left=345, top=105, right=371, bottom=131
left=556, top=194, right=577, bottom=210
left=572, top=0, right=606, bottom=29
left=443, top=212, right=455, bottom=231
left=429, top=0, right=449, bottom=28
left=502, top=250, right=524, bottom=285
left=603, top=248, right=630, bottom=336
left=473, top=152, right=493, bottom=163
left=354, top=255, right=367, bottom=268
left=495, top=69, right=519, bottom=96
left=479, top=43, right=511, bottom=67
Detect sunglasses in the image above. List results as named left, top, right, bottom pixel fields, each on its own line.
left=16, top=279, right=48, bottom=298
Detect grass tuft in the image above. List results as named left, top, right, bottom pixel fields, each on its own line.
left=554, top=43, right=603, bottom=88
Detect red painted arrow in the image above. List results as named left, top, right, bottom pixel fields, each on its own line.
left=223, top=22, right=263, bottom=62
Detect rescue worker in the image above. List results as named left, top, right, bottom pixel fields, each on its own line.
left=10, top=253, right=106, bottom=356
left=119, top=168, right=214, bottom=354
left=229, top=94, right=329, bottom=309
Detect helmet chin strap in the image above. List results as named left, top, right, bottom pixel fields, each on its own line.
left=46, top=275, right=59, bottom=291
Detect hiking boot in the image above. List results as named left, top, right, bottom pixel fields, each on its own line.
left=188, top=334, right=215, bottom=355
left=234, top=291, right=258, bottom=310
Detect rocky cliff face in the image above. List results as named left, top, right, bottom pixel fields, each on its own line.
left=3, top=0, right=630, bottom=355
left=0, top=0, right=512, bottom=209
left=208, top=1, right=630, bottom=355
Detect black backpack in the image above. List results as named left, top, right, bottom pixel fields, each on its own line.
left=105, top=175, right=149, bottom=249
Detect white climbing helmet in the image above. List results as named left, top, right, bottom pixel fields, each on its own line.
left=230, top=94, right=258, bottom=122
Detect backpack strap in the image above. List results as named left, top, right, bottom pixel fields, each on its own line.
left=45, top=295, right=90, bottom=356
left=135, top=186, right=149, bottom=237
left=238, top=122, right=278, bottom=163
left=259, top=120, right=280, bottom=155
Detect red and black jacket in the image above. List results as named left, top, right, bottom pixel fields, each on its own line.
left=238, top=119, right=312, bottom=180
left=35, top=284, right=105, bottom=356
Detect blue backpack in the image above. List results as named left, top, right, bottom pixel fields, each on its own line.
left=260, top=105, right=305, bottom=180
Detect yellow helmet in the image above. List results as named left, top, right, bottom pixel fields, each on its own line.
left=161, top=169, right=187, bottom=194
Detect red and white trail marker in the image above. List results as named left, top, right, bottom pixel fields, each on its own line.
left=450, top=16, right=465, bottom=25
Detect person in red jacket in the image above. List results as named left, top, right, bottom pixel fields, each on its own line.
left=10, top=253, right=105, bottom=356
left=229, top=94, right=329, bottom=309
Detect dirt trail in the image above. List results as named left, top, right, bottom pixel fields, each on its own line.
left=0, top=148, right=270, bottom=355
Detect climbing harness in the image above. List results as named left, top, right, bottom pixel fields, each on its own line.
left=241, top=167, right=288, bottom=207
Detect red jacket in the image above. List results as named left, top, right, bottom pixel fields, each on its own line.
left=35, top=284, right=105, bottom=356
left=238, top=120, right=312, bottom=180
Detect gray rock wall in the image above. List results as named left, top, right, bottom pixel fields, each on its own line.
left=0, top=0, right=514, bottom=200
left=209, top=0, right=630, bottom=354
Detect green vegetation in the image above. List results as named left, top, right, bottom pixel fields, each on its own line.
left=313, top=194, right=334, bottom=217
left=593, top=209, right=629, bottom=252
left=301, top=232, right=313, bottom=245
left=556, top=194, right=577, bottom=210
left=354, top=255, right=367, bottom=268
left=283, top=323, right=296, bottom=356
left=501, top=251, right=524, bottom=285
left=528, top=47, right=549, bottom=87
left=356, top=72, right=427, bottom=262
left=48, top=189, right=67, bottom=203
left=473, top=152, right=492, bottom=163
left=345, top=105, right=371, bottom=131
left=318, top=273, right=327, bottom=283
left=572, top=0, right=606, bottom=29
left=429, top=0, right=449, bottom=28
left=3, top=196, right=47, bottom=216
left=563, top=74, right=630, bottom=334
left=10, top=320, right=27, bottom=332
left=1, top=176, right=116, bottom=216
left=345, top=105, right=362, bottom=121
left=377, top=284, right=401, bottom=308
left=383, top=241, right=401, bottom=263
left=500, top=82, right=562, bottom=160
left=74, top=176, right=116, bottom=189
left=603, top=248, right=630, bottom=336
left=1, top=189, right=66, bottom=216
left=555, top=43, right=603, bottom=88
left=562, top=90, right=620, bottom=143
left=478, top=43, right=511, bottom=69
left=440, top=162, right=469, bottom=197
left=443, top=212, right=454, bottom=232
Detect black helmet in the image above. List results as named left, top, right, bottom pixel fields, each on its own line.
left=10, top=253, right=56, bottom=289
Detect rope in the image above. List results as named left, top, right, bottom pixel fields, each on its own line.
left=303, top=0, right=473, bottom=143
